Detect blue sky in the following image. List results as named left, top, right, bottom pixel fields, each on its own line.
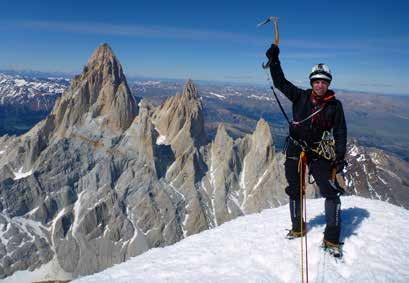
left=0, top=0, right=408, bottom=94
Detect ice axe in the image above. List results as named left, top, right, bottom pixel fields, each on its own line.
left=257, top=16, right=279, bottom=69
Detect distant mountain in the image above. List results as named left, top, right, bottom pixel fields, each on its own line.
left=0, top=73, right=69, bottom=109
left=0, top=73, right=70, bottom=136
left=2, top=71, right=409, bottom=162
left=342, top=139, right=409, bottom=208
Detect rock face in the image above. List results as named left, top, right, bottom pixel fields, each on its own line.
left=153, top=79, right=207, bottom=154
left=199, top=120, right=287, bottom=227
left=0, top=43, right=408, bottom=281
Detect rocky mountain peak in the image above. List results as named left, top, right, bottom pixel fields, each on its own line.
left=181, top=79, right=198, bottom=99
left=153, top=80, right=206, bottom=154
left=88, top=43, right=115, bottom=64
left=13, top=44, right=138, bottom=167
left=50, top=43, right=138, bottom=136
left=72, top=43, right=125, bottom=90
left=252, top=119, right=273, bottom=145
left=214, top=123, right=232, bottom=146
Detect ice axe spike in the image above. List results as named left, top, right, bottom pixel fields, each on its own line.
left=257, top=16, right=279, bottom=69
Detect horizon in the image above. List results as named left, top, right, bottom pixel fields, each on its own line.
left=1, top=0, right=408, bottom=95
left=2, top=67, right=407, bottom=98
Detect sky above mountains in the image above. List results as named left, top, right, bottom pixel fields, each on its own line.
left=0, top=0, right=408, bottom=95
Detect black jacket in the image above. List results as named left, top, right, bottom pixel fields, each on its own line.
left=269, top=61, right=347, bottom=161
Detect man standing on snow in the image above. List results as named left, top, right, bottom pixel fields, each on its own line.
left=266, top=44, right=347, bottom=257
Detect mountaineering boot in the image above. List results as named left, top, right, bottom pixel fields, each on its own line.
left=286, top=227, right=306, bottom=239
left=286, top=199, right=306, bottom=239
left=323, top=197, right=341, bottom=244
left=322, top=239, right=343, bottom=258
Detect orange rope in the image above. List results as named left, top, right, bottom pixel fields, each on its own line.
left=298, top=151, right=309, bottom=283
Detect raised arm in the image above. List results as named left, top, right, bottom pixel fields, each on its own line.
left=266, top=44, right=305, bottom=103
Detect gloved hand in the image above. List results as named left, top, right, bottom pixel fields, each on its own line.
left=332, top=159, right=347, bottom=174
left=266, top=44, right=280, bottom=63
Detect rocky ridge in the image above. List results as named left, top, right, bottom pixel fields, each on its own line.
left=0, top=44, right=287, bottom=279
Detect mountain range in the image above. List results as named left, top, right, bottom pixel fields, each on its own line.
left=2, top=70, right=409, bottom=163
left=0, top=43, right=408, bottom=281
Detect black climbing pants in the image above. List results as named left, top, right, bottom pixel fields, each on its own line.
left=285, top=155, right=341, bottom=244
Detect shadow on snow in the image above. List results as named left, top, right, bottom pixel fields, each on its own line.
left=307, top=207, right=370, bottom=241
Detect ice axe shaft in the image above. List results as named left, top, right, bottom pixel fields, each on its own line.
left=257, top=16, right=279, bottom=69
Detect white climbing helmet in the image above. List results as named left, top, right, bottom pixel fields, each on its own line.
left=309, top=63, right=332, bottom=84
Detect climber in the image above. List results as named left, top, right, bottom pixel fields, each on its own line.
left=266, top=44, right=347, bottom=257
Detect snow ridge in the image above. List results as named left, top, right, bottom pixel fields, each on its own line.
left=73, top=196, right=409, bottom=283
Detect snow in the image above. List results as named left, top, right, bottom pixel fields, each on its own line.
left=72, top=190, right=86, bottom=237
left=13, top=217, right=48, bottom=240
left=51, top=208, right=67, bottom=239
left=252, top=168, right=269, bottom=192
left=248, top=94, right=272, bottom=101
left=155, top=127, right=169, bottom=145
left=376, top=166, right=402, bottom=182
left=133, top=80, right=161, bottom=86
left=349, top=145, right=359, bottom=157
left=0, top=150, right=5, bottom=154
left=156, top=135, right=168, bottom=145
left=378, top=176, right=388, bottom=185
left=13, top=167, right=33, bottom=180
left=0, top=73, right=68, bottom=100
left=209, top=92, right=226, bottom=99
left=125, top=208, right=140, bottom=246
left=14, top=79, right=27, bottom=87
left=0, top=222, right=11, bottom=246
left=369, top=152, right=381, bottom=165
left=169, top=182, right=186, bottom=202
left=357, top=154, right=366, bottom=162
left=367, top=179, right=382, bottom=200
left=240, top=157, right=247, bottom=210
left=73, top=196, right=409, bottom=283
left=207, top=149, right=218, bottom=226
left=2, top=257, right=72, bottom=283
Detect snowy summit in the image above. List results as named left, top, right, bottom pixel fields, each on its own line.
left=72, top=196, right=409, bottom=283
